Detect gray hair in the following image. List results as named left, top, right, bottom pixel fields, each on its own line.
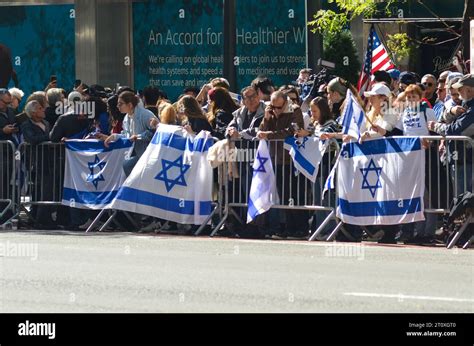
left=8, top=87, right=24, bottom=100
left=25, top=100, right=41, bottom=118
left=46, top=88, right=64, bottom=107
left=422, top=74, right=436, bottom=82
left=270, top=91, right=290, bottom=113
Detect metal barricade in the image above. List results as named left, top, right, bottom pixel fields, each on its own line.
left=0, top=140, right=16, bottom=226
left=319, top=136, right=474, bottom=245
left=427, top=135, right=474, bottom=249
left=87, top=136, right=222, bottom=234
left=210, top=138, right=340, bottom=237
left=18, top=142, right=65, bottom=224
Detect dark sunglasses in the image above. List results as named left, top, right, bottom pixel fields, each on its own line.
left=270, top=104, right=284, bottom=110
left=423, top=82, right=434, bottom=87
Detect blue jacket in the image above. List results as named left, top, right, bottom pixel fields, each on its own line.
left=118, top=105, right=155, bottom=157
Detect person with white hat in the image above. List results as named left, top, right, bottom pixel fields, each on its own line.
left=360, top=83, right=398, bottom=141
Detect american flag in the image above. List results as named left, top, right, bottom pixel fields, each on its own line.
left=357, top=25, right=395, bottom=95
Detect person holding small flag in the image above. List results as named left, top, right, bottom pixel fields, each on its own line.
left=257, top=91, right=307, bottom=239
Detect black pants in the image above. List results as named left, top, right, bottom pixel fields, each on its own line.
left=274, top=164, right=309, bottom=235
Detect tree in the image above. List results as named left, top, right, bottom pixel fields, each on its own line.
left=308, top=0, right=399, bottom=36
left=323, top=31, right=360, bottom=85
left=308, top=0, right=472, bottom=71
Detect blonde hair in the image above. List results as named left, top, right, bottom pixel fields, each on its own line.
left=160, top=104, right=177, bottom=125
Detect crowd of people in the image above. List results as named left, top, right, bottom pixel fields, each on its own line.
left=0, top=67, right=473, bottom=245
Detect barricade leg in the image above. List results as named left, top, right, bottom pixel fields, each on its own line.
left=326, top=221, right=343, bottom=242
left=85, top=209, right=107, bottom=233
left=308, top=210, right=335, bottom=241
left=462, top=235, right=473, bottom=249
left=98, top=210, right=118, bottom=232
left=194, top=202, right=219, bottom=236
left=447, top=212, right=473, bottom=249
left=211, top=210, right=228, bottom=237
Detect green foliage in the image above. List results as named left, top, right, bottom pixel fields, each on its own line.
left=386, top=33, right=417, bottom=64
left=308, top=0, right=400, bottom=36
left=322, top=31, right=361, bottom=85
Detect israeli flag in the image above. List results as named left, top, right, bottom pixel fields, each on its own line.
left=110, top=125, right=214, bottom=225
left=247, top=140, right=279, bottom=223
left=284, top=136, right=326, bottom=183
left=340, top=89, right=366, bottom=140
left=337, top=137, right=425, bottom=225
left=322, top=152, right=340, bottom=196
left=62, top=139, right=133, bottom=209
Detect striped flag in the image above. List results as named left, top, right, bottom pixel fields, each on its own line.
left=357, top=25, right=395, bottom=95
left=340, top=88, right=366, bottom=141
left=247, top=140, right=279, bottom=223
left=337, top=137, right=425, bottom=225
left=110, top=125, right=214, bottom=225
left=62, top=139, right=133, bottom=209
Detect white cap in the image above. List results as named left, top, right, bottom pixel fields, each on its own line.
left=363, top=83, right=391, bottom=98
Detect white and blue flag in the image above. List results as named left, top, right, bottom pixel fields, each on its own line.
left=110, top=125, right=214, bottom=225
left=62, top=138, right=133, bottom=209
left=247, top=140, right=279, bottom=223
left=337, top=137, right=425, bottom=225
left=284, top=136, right=326, bottom=183
left=340, top=89, right=366, bottom=140
left=322, top=152, right=340, bottom=196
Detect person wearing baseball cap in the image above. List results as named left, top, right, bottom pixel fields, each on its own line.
left=442, top=77, right=464, bottom=123
left=399, top=71, right=418, bottom=92
left=361, top=83, right=397, bottom=141
left=361, top=83, right=400, bottom=244
left=387, top=69, right=401, bottom=95
left=326, top=77, right=348, bottom=120
left=428, top=74, right=474, bottom=193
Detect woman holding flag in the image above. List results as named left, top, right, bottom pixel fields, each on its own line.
left=295, top=97, right=340, bottom=238
left=360, top=83, right=397, bottom=142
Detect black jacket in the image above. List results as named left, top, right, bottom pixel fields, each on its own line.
left=21, top=118, right=50, bottom=145
left=211, top=110, right=234, bottom=140
left=45, top=106, right=61, bottom=128
left=188, top=117, right=212, bottom=134
left=50, top=113, right=90, bottom=142
left=0, top=107, right=17, bottom=142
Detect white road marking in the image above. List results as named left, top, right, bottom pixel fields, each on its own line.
left=344, top=292, right=474, bottom=303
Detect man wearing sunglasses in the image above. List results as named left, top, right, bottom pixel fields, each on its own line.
left=421, top=74, right=437, bottom=107
left=257, top=91, right=307, bottom=239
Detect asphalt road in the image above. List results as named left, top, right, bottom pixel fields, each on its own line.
left=0, top=230, right=472, bottom=313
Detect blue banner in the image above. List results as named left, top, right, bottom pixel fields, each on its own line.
left=0, top=5, right=75, bottom=96
left=133, top=0, right=224, bottom=101
left=235, top=0, right=307, bottom=91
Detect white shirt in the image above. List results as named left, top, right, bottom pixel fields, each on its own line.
left=396, top=106, right=436, bottom=136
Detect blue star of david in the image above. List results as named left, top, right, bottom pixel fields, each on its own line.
left=360, top=158, right=382, bottom=198
left=87, top=154, right=106, bottom=189
left=253, top=152, right=268, bottom=174
left=155, top=155, right=191, bottom=192
left=296, top=136, right=309, bottom=150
